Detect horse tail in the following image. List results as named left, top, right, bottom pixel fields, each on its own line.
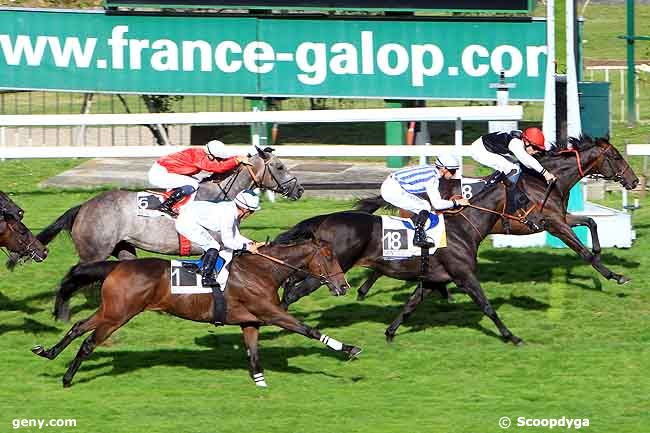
left=273, top=214, right=330, bottom=244
left=37, top=205, right=81, bottom=245
left=355, top=195, right=395, bottom=213
left=53, top=261, right=120, bottom=321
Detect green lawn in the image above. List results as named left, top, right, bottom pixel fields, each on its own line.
left=0, top=159, right=649, bottom=433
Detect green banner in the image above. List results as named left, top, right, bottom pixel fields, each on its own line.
left=0, top=9, right=547, bottom=100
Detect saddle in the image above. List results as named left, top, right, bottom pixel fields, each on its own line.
left=137, top=190, right=192, bottom=218
left=180, top=257, right=227, bottom=326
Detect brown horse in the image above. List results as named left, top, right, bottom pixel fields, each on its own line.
left=0, top=192, right=47, bottom=262
left=32, top=239, right=360, bottom=388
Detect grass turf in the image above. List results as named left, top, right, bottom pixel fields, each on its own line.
left=0, top=159, right=649, bottom=433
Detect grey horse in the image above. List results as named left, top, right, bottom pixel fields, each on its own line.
left=20, top=147, right=303, bottom=268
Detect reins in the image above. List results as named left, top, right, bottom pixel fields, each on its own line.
left=251, top=248, right=345, bottom=286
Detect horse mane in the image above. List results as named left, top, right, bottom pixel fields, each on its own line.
left=273, top=214, right=330, bottom=244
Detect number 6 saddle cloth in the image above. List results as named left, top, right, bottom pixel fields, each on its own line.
left=381, top=214, right=447, bottom=259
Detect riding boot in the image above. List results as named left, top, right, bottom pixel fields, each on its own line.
left=158, top=187, right=192, bottom=217
left=412, top=210, right=436, bottom=249
left=484, top=171, right=505, bottom=189
left=502, top=177, right=540, bottom=231
left=200, top=248, right=220, bottom=287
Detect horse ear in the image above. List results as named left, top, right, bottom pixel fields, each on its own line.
left=256, top=146, right=270, bottom=160
left=263, top=147, right=275, bottom=153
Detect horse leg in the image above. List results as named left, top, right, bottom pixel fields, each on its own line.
left=546, top=219, right=629, bottom=284
left=385, top=282, right=435, bottom=342
left=356, top=270, right=381, bottom=301
left=241, top=324, right=266, bottom=387
left=252, top=301, right=361, bottom=358
left=459, top=275, right=522, bottom=345
left=280, top=277, right=321, bottom=309
left=31, top=314, right=98, bottom=360
left=61, top=311, right=134, bottom=387
left=565, top=214, right=601, bottom=257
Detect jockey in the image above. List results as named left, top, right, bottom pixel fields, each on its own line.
left=470, top=127, right=557, bottom=215
left=175, top=189, right=264, bottom=288
left=148, top=140, right=250, bottom=217
left=380, top=155, right=470, bottom=248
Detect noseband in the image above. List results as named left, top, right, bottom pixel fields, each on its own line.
left=0, top=219, right=44, bottom=262
left=243, top=158, right=299, bottom=197
left=560, top=143, right=630, bottom=183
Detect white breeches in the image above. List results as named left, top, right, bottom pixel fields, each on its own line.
left=470, top=138, right=520, bottom=175
left=148, top=162, right=200, bottom=190
left=175, top=202, right=234, bottom=288
left=380, top=176, right=431, bottom=214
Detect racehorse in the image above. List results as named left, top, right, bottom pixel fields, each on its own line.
left=0, top=192, right=47, bottom=263
left=33, top=239, right=358, bottom=388
left=20, top=147, right=303, bottom=315
left=351, top=136, right=638, bottom=300
left=276, top=136, right=637, bottom=342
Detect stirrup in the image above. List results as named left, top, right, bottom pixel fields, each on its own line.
left=202, top=274, right=219, bottom=287
left=158, top=205, right=178, bottom=218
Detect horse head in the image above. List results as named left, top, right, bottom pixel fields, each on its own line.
left=587, top=137, right=639, bottom=190
left=0, top=214, right=47, bottom=263
left=0, top=191, right=25, bottom=221
left=249, top=147, right=304, bottom=200
left=307, top=239, right=349, bottom=296
left=544, top=136, right=639, bottom=190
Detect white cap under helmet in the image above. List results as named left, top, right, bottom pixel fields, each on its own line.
left=205, top=140, right=229, bottom=158
left=234, top=190, right=261, bottom=211
left=434, top=154, right=461, bottom=170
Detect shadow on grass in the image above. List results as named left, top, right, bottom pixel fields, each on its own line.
left=0, top=317, right=60, bottom=336
left=0, top=290, right=52, bottom=314
left=41, top=332, right=350, bottom=386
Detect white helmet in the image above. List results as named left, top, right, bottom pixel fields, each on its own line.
left=434, top=154, right=461, bottom=170
left=205, top=140, right=229, bottom=158
left=234, top=190, right=261, bottom=211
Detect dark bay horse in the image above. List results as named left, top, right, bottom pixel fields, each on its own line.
left=32, top=239, right=360, bottom=388
left=276, top=137, right=637, bottom=342
left=20, top=147, right=303, bottom=267
left=0, top=192, right=47, bottom=262
left=352, top=136, right=638, bottom=299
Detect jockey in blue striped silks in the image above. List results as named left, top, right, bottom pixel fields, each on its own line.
left=380, top=155, right=469, bottom=248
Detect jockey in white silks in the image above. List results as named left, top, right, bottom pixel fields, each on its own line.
left=175, top=189, right=264, bottom=288
left=469, top=127, right=557, bottom=216
left=380, top=155, right=469, bottom=248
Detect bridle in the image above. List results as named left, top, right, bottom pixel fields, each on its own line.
left=206, top=155, right=299, bottom=199
left=243, top=157, right=299, bottom=197
left=559, top=142, right=631, bottom=183
left=253, top=245, right=346, bottom=288
left=0, top=217, right=45, bottom=263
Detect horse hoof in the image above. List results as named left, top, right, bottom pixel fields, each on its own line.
left=348, top=346, right=362, bottom=359
left=511, top=337, right=524, bottom=346
left=62, top=380, right=72, bottom=388
left=616, top=275, right=631, bottom=285
left=31, top=345, right=47, bottom=358
left=385, top=332, right=395, bottom=343
left=356, top=293, right=366, bottom=301
left=255, top=381, right=268, bottom=388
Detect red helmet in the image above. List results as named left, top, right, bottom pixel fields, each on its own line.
left=522, top=127, right=546, bottom=150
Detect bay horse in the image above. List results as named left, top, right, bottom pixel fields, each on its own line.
left=276, top=136, right=637, bottom=342
left=32, top=239, right=360, bottom=388
left=0, top=192, right=47, bottom=262
left=25, top=147, right=303, bottom=317
left=16, top=147, right=303, bottom=268
left=352, top=136, right=638, bottom=300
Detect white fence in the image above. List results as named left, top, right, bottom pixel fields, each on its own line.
left=0, top=106, right=522, bottom=173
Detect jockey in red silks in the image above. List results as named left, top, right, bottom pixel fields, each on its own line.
left=148, top=140, right=250, bottom=217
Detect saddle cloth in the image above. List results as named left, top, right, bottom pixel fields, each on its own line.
left=170, top=255, right=226, bottom=294
left=381, top=214, right=446, bottom=258
left=136, top=190, right=192, bottom=218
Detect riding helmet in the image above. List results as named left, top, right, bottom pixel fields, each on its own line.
left=434, top=154, right=461, bottom=170
left=234, top=190, right=261, bottom=211
left=522, top=128, right=546, bottom=150
left=205, top=140, right=229, bottom=158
